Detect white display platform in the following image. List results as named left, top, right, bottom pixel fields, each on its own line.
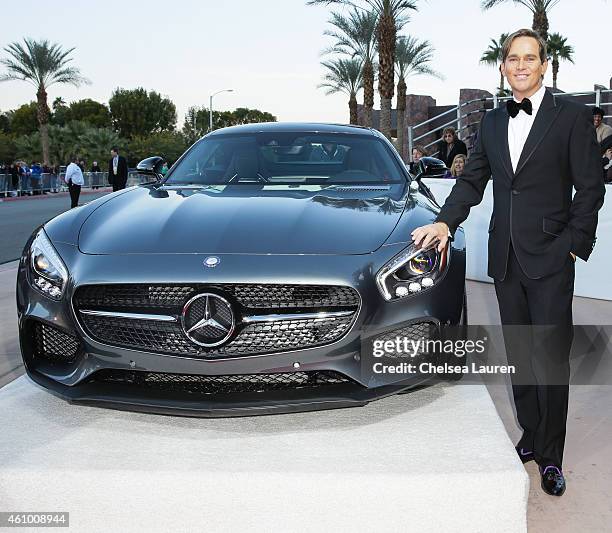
left=0, top=377, right=527, bottom=533
left=426, top=179, right=612, bottom=301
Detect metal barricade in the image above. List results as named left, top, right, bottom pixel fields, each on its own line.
left=0, top=170, right=155, bottom=197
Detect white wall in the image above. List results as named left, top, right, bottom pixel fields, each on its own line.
left=426, top=178, right=612, bottom=301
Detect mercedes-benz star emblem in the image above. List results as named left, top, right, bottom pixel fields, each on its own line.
left=181, top=293, right=235, bottom=347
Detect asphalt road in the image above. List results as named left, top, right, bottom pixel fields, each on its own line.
left=0, top=190, right=110, bottom=263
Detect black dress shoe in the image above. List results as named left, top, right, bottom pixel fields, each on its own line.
left=515, top=446, right=534, bottom=464
left=540, top=465, right=566, bottom=496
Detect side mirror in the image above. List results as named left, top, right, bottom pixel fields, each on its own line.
left=136, top=156, right=165, bottom=181
left=415, top=156, right=448, bottom=180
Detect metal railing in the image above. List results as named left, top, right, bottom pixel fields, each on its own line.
left=407, top=88, right=612, bottom=160
left=0, top=171, right=152, bottom=197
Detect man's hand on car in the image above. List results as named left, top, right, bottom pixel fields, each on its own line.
left=411, top=222, right=449, bottom=252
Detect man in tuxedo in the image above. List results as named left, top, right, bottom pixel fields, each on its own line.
left=108, top=147, right=128, bottom=191
left=411, top=29, right=605, bottom=496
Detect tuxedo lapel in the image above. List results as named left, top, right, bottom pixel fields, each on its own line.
left=514, top=90, right=562, bottom=178
left=494, top=107, right=514, bottom=181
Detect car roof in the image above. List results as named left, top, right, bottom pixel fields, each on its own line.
left=206, top=122, right=378, bottom=137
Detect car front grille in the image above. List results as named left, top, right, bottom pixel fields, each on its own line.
left=92, top=369, right=353, bottom=396
left=74, top=284, right=360, bottom=311
left=32, top=321, right=81, bottom=364
left=73, top=284, right=360, bottom=358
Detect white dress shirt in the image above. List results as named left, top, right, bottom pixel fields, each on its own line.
left=507, top=84, right=546, bottom=173
left=65, top=162, right=84, bottom=185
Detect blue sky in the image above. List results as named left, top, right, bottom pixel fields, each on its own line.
left=0, top=0, right=608, bottom=127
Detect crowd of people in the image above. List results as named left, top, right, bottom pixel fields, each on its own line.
left=0, top=147, right=170, bottom=208
left=409, top=107, right=612, bottom=183
left=0, top=162, right=62, bottom=196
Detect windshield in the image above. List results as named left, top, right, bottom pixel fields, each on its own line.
left=164, top=132, right=407, bottom=185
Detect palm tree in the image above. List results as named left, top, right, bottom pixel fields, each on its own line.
left=395, top=36, right=441, bottom=161
left=324, top=8, right=378, bottom=127
left=480, top=33, right=509, bottom=96
left=319, top=58, right=363, bottom=124
left=0, top=38, right=89, bottom=165
left=547, top=32, right=574, bottom=89
left=308, top=0, right=419, bottom=139
left=481, top=0, right=561, bottom=41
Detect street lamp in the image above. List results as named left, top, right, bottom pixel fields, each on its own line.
left=209, top=89, right=234, bottom=132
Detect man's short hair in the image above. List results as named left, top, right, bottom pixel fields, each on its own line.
left=111, top=147, right=119, bottom=153
left=593, top=107, right=605, bottom=118
left=501, top=28, right=547, bottom=64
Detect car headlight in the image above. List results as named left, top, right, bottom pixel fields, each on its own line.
left=29, top=230, right=68, bottom=300
left=376, top=240, right=449, bottom=301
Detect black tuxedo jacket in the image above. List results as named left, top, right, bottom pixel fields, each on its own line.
left=108, top=155, right=128, bottom=186
left=435, top=90, right=605, bottom=280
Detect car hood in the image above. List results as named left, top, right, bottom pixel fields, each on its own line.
left=78, top=185, right=410, bottom=255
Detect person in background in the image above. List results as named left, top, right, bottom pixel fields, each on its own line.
left=593, top=107, right=612, bottom=144
left=30, top=161, right=43, bottom=195
left=10, top=164, right=19, bottom=196
left=108, top=147, right=128, bottom=191
left=437, top=126, right=467, bottom=167
left=409, top=145, right=428, bottom=173
left=20, top=162, right=31, bottom=195
left=450, top=154, right=466, bottom=177
left=603, top=148, right=612, bottom=183
left=160, top=161, right=169, bottom=176
left=65, top=155, right=84, bottom=209
left=90, top=161, right=101, bottom=189
left=602, top=136, right=612, bottom=183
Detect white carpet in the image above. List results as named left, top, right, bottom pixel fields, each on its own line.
left=0, top=377, right=528, bottom=533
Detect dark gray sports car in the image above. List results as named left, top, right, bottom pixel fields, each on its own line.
left=17, top=123, right=466, bottom=416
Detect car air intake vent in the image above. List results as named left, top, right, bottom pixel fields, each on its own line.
left=92, top=369, right=353, bottom=396
left=32, top=322, right=81, bottom=364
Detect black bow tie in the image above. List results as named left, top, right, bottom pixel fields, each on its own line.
left=507, top=98, right=533, bottom=118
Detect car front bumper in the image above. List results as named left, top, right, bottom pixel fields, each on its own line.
left=17, top=235, right=466, bottom=417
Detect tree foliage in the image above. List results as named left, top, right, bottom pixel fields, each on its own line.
left=319, top=57, right=364, bottom=124
left=68, top=99, right=111, bottom=128
left=7, top=102, right=39, bottom=136
left=128, top=132, right=189, bottom=166
left=14, top=121, right=123, bottom=166
left=0, top=132, right=16, bottom=163
left=0, top=38, right=89, bottom=164
left=182, top=107, right=277, bottom=141
left=109, top=87, right=177, bottom=139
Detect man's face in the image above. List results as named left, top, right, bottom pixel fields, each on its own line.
left=110, top=150, right=117, bottom=157
left=594, top=114, right=602, bottom=128
left=501, top=36, right=547, bottom=99
left=443, top=132, right=454, bottom=145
